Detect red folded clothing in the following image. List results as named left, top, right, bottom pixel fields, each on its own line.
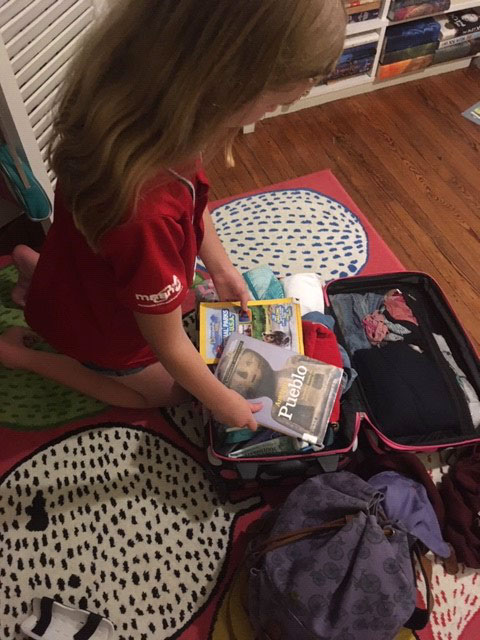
left=302, top=320, right=343, bottom=422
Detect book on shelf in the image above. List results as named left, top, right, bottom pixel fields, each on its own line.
left=347, top=1, right=381, bottom=15
left=329, top=42, right=377, bottom=80
left=348, top=8, right=381, bottom=22
left=215, top=333, right=343, bottom=445
left=434, top=36, right=480, bottom=60
left=344, top=0, right=379, bottom=6
left=378, top=53, right=434, bottom=78
left=198, top=298, right=303, bottom=365
left=329, top=57, right=375, bottom=81
left=437, top=8, right=480, bottom=45
left=390, top=0, right=433, bottom=7
left=388, top=0, right=450, bottom=22
left=438, top=31, right=480, bottom=48
left=384, top=18, right=443, bottom=53
left=381, top=41, right=438, bottom=64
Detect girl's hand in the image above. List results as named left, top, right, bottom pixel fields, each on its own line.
left=211, top=389, right=262, bottom=431
left=211, top=266, right=250, bottom=312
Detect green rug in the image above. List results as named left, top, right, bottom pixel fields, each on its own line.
left=0, top=264, right=106, bottom=430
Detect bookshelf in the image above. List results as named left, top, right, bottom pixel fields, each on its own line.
left=243, top=0, right=479, bottom=133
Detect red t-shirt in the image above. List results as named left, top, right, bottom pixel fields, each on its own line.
left=25, top=169, right=209, bottom=369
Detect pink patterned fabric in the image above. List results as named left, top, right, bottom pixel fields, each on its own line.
left=363, top=310, right=389, bottom=345
left=385, top=289, right=419, bottom=326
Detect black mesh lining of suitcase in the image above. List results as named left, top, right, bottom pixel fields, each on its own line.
left=327, top=272, right=480, bottom=447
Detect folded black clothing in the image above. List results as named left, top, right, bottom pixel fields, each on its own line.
left=383, top=308, right=427, bottom=350
left=353, top=342, right=459, bottom=437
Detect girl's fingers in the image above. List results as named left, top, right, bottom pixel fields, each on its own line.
left=249, top=402, right=263, bottom=413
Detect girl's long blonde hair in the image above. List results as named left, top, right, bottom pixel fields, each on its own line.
left=49, top=0, right=346, bottom=249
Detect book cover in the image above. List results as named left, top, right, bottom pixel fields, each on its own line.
left=462, top=100, right=480, bottom=126
left=382, top=41, right=438, bottom=64
left=345, top=0, right=379, bottom=7
left=378, top=54, right=433, bottom=79
left=390, top=0, right=430, bottom=7
left=199, top=298, right=303, bottom=365
left=437, top=30, right=480, bottom=48
left=434, top=37, right=480, bottom=62
left=384, top=18, right=441, bottom=53
left=347, top=1, right=381, bottom=15
left=389, top=0, right=450, bottom=22
left=328, top=57, right=375, bottom=81
left=348, top=9, right=380, bottom=23
left=215, top=333, right=343, bottom=445
left=437, top=9, right=480, bottom=40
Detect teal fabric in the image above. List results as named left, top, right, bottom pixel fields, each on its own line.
left=243, top=265, right=284, bottom=300
left=0, top=144, right=52, bottom=221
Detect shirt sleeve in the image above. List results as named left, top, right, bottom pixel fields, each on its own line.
left=99, top=213, right=189, bottom=315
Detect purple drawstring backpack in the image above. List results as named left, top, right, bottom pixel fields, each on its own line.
left=247, top=471, right=431, bottom=640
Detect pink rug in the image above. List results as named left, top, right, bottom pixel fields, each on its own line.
left=1, top=170, right=477, bottom=640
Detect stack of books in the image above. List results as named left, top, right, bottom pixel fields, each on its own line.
left=328, top=42, right=378, bottom=81
left=345, top=0, right=382, bottom=24
left=434, top=7, right=480, bottom=63
left=378, top=7, right=480, bottom=79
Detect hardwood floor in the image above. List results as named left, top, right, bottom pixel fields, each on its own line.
left=208, top=67, right=480, bottom=352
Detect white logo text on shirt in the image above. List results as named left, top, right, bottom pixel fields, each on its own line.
left=135, top=275, right=183, bottom=307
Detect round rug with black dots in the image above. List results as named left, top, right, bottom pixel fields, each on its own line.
left=0, top=423, right=259, bottom=640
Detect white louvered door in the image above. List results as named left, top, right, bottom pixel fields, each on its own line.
left=0, top=0, right=102, bottom=222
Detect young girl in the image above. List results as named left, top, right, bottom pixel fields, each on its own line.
left=0, top=0, right=345, bottom=431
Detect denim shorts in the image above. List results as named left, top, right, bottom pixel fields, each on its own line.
left=82, top=361, right=148, bottom=377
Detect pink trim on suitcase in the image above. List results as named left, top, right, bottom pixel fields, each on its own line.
left=209, top=412, right=362, bottom=464
left=361, top=412, right=480, bottom=453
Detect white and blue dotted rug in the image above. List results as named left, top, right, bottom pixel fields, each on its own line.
left=211, top=187, right=369, bottom=281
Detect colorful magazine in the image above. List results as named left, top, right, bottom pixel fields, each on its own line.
left=199, top=298, right=303, bottom=365
left=215, top=333, right=343, bottom=445
left=462, top=101, right=480, bottom=126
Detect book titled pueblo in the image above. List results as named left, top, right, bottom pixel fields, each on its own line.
left=216, top=333, right=343, bottom=445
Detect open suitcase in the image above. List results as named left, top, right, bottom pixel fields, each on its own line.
left=206, top=271, right=480, bottom=500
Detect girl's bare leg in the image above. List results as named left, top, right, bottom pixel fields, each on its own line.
left=0, top=326, right=190, bottom=408
left=11, top=245, right=40, bottom=307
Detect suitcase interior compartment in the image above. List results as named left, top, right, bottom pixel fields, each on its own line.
left=326, top=272, right=480, bottom=448
left=207, top=406, right=358, bottom=501
left=209, top=361, right=363, bottom=465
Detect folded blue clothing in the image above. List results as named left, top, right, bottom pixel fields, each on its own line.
left=329, top=292, right=384, bottom=354
left=385, top=18, right=441, bottom=52
left=302, top=311, right=335, bottom=330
